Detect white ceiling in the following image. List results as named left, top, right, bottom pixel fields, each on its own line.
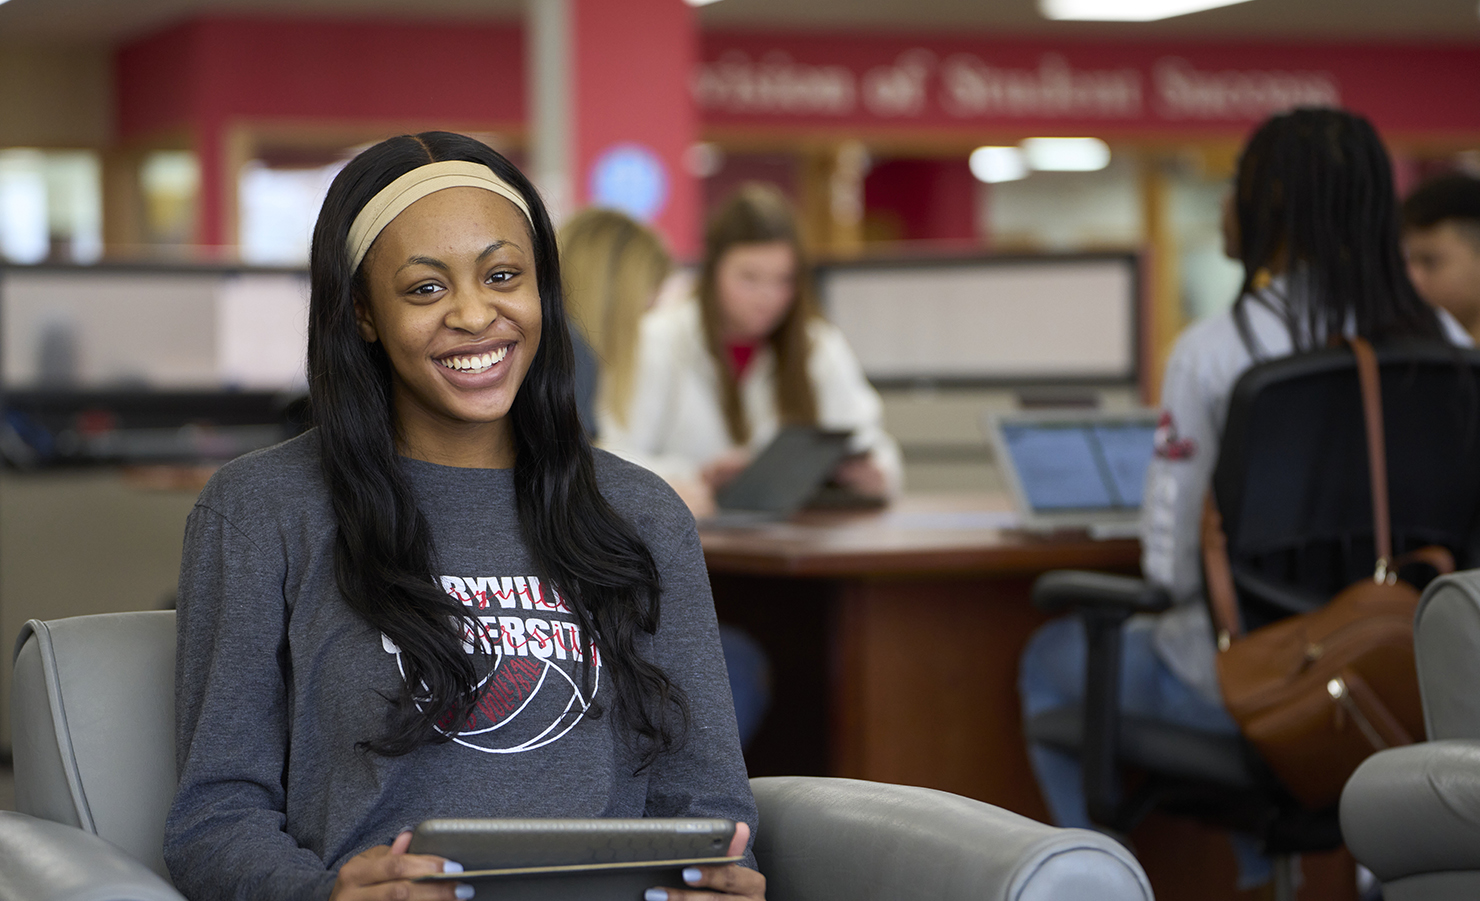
left=0, top=0, right=1477, bottom=44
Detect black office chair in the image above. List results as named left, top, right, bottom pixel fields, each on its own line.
left=1027, top=342, right=1480, bottom=899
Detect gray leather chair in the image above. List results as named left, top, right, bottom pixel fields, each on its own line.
left=5, top=610, right=1153, bottom=901
left=1342, top=570, right=1480, bottom=901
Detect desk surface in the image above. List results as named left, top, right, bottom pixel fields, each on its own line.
left=699, top=493, right=1140, bottom=578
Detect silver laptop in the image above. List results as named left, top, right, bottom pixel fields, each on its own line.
left=984, top=409, right=1158, bottom=538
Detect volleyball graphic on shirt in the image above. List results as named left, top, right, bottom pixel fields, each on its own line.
left=380, top=573, right=601, bottom=754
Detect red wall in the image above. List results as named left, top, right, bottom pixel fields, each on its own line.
left=114, top=16, right=1480, bottom=247
left=865, top=158, right=979, bottom=245
left=696, top=32, right=1480, bottom=138
left=117, top=16, right=526, bottom=245
left=572, top=0, right=700, bottom=257
left=117, top=16, right=526, bottom=137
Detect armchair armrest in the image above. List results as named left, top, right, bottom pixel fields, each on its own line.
left=0, top=812, right=185, bottom=901
left=1031, top=571, right=1171, bottom=617
left=750, top=776, right=1151, bottom=901
left=1341, top=740, right=1480, bottom=883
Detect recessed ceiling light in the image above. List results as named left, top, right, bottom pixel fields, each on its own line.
left=685, top=0, right=725, bottom=6
left=1039, top=0, right=1254, bottom=22
left=1021, top=137, right=1111, bottom=172
left=969, top=147, right=1029, bottom=184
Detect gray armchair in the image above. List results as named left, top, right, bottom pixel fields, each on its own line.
left=1341, top=570, right=1480, bottom=901
left=5, top=611, right=1152, bottom=901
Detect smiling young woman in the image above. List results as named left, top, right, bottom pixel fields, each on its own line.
left=163, top=133, right=764, bottom=901
left=353, top=186, right=543, bottom=468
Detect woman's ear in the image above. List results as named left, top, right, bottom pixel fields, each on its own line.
left=353, top=296, right=379, bottom=343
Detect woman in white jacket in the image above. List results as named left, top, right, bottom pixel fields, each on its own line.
left=600, top=183, right=902, bottom=517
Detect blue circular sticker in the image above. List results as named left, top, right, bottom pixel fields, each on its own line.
left=588, top=143, right=669, bottom=222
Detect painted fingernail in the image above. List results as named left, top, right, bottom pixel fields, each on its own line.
left=443, top=861, right=465, bottom=874
left=644, top=890, right=668, bottom=901
left=455, top=883, right=475, bottom=900
left=683, top=867, right=703, bottom=885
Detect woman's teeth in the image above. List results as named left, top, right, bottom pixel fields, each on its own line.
left=439, top=346, right=509, bottom=373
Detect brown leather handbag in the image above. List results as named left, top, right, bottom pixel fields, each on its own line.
left=1202, top=336, right=1450, bottom=811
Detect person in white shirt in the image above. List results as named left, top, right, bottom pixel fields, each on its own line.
left=560, top=206, right=773, bottom=748
left=1019, top=108, right=1471, bottom=890
left=600, top=183, right=902, bottom=518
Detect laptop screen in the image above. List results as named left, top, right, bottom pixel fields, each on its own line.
left=998, top=419, right=1157, bottom=513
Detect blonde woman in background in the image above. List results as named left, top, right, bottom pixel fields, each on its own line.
left=560, top=206, right=772, bottom=747
left=559, top=209, right=714, bottom=512
left=600, top=184, right=903, bottom=518
left=560, top=209, right=668, bottom=432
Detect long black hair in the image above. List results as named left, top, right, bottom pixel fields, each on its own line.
left=307, top=131, right=686, bottom=766
left=1231, top=107, right=1447, bottom=353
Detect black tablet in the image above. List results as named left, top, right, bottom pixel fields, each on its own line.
left=712, top=425, right=854, bottom=517
left=408, top=818, right=738, bottom=900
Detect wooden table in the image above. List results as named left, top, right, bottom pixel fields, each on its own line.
left=702, top=493, right=1360, bottom=901
left=700, top=493, right=1139, bottom=819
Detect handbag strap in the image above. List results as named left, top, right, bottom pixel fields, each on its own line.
left=1347, top=336, right=1395, bottom=576
left=1203, top=336, right=1394, bottom=645
left=1202, top=493, right=1243, bottom=646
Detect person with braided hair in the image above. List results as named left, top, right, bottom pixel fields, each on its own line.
left=1018, top=108, right=1471, bottom=889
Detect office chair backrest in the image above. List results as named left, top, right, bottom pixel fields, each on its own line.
left=11, top=610, right=177, bottom=881
left=1213, top=343, right=1480, bottom=631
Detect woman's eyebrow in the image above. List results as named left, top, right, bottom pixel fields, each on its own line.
left=477, top=240, right=521, bottom=261
left=395, top=241, right=522, bottom=275
left=398, top=255, right=450, bottom=274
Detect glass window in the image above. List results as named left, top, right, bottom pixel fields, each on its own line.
left=0, top=149, right=48, bottom=263
left=238, top=159, right=345, bottom=265
left=140, top=150, right=199, bottom=246
left=0, top=149, right=102, bottom=264
left=983, top=149, right=1143, bottom=252
left=1169, top=165, right=1243, bottom=322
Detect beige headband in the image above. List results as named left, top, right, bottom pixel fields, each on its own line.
left=346, top=160, right=535, bottom=270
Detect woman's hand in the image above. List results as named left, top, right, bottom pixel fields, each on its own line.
left=831, top=456, right=888, bottom=498
left=701, top=450, right=754, bottom=492
left=330, top=830, right=472, bottom=901
left=645, top=822, right=766, bottom=901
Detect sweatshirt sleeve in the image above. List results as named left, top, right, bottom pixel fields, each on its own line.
left=1140, top=330, right=1220, bottom=606
left=639, top=507, right=760, bottom=868
left=164, top=502, right=337, bottom=901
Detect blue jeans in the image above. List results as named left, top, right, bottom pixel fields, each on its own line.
left=719, top=624, right=770, bottom=749
left=1019, top=615, right=1272, bottom=889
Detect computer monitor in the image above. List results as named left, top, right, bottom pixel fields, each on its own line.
left=817, top=253, right=1139, bottom=386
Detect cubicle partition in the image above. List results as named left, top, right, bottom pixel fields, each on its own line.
left=0, top=263, right=310, bottom=748
left=817, top=253, right=1144, bottom=492
left=818, top=252, right=1140, bottom=387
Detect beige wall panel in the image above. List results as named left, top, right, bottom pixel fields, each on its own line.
left=0, top=471, right=199, bottom=748
left=0, top=43, right=112, bottom=147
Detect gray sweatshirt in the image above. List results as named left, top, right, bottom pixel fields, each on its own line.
left=164, top=432, right=756, bottom=901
